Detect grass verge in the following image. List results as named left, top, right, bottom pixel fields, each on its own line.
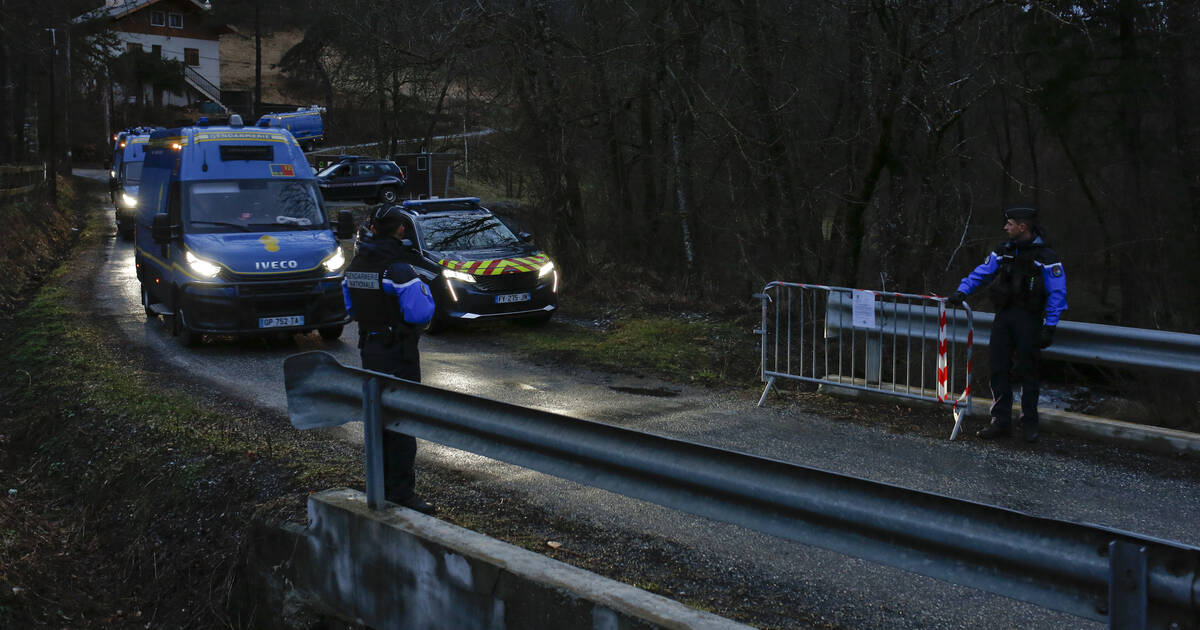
left=0, top=179, right=362, bottom=628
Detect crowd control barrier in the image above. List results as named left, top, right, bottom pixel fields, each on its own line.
left=754, top=282, right=974, bottom=438
left=283, top=351, right=1199, bottom=630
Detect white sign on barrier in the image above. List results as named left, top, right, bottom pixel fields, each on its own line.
left=852, top=290, right=876, bottom=329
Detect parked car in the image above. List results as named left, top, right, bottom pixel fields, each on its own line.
left=361, top=197, right=558, bottom=331
left=316, top=156, right=407, bottom=204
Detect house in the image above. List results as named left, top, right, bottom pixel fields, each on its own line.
left=74, top=0, right=229, bottom=112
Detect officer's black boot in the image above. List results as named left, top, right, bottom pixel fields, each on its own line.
left=976, top=418, right=1012, bottom=439
left=1020, top=416, right=1039, bottom=443
left=399, top=494, right=437, bottom=515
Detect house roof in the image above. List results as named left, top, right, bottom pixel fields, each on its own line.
left=74, top=0, right=212, bottom=25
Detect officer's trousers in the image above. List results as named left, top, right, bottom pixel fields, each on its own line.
left=361, top=334, right=420, bottom=503
left=988, top=307, right=1041, bottom=427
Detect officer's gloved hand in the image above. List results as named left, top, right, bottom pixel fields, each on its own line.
left=1038, top=325, right=1056, bottom=349
left=947, top=291, right=967, bottom=307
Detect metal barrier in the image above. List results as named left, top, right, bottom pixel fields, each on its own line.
left=939, top=309, right=1200, bottom=374
left=754, top=282, right=974, bottom=438
left=0, top=164, right=46, bottom=197
left=283, top=350, right=1199, bottom=630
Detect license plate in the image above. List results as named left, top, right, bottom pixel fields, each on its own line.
left=495, top=293, right=531, bottom=304
left=259, top=315, right=304, bottom=328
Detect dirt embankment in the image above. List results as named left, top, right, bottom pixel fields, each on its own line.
left=0, top=179, right=364, bottom=629
left=0, top=179, right=81, bottom=312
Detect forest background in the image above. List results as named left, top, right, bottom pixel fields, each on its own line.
left=3, top=0, right=1198, bottom=334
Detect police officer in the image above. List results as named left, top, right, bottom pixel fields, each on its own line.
left=342, top=204, right=438, bottom=513
left=949, top=207, right=1068, bottom=443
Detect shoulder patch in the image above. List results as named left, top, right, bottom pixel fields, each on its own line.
left=1051, top=265, right=1063, bottom=277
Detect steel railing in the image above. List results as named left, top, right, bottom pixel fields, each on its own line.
left=183, top=66, right=230, bottom=113
left=938, top=309, right=1200, bottom=374
left=283, top=350, right=1199, bottom=630
left=755, top=282, right=975, bottom=438
left=0, top=164, right=46, bottom=197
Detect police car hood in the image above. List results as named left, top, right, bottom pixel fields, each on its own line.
left=430, top=245, right=549, bottom=275
left=184, top=230, right=338, bottom=274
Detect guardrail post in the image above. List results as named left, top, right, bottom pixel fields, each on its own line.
left=362, top=376, right=385, bottom=509
left=1108, top=540, right=1147, bottom=630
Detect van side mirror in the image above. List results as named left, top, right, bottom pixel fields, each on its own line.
left=152, top=213, right=174, bottom=244
left=335, top=209, right=355, bottom=239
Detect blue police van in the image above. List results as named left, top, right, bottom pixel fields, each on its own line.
left=255, top=106, right=325, bottom=152
left=111, top=131, right=151, bottom=240
left=134, top=115, right=355, bottom=346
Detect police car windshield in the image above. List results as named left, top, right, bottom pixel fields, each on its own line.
left=183, top=180, right=326, bottom=233
left=417, top=213, right=520, bottom=251
left=122, top=161, right=143, bottom=185
left=316, top=163, right=347, bottom=177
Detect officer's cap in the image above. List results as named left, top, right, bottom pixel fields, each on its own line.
left=373, top=204, right=405, bottom=235
left=1003, top=207, right=1038, bottom=223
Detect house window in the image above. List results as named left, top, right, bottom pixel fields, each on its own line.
left=149, top=11, right=165, bottom=26
left=168, top=12, right=183, bottom=28
left=152, top=44, right=162, bottom=57
left=184, top=48, right=199, bottom=66
left=126, top=42, right=141, bottom=53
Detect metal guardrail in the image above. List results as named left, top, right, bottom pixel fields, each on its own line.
left=755, top=282, right=975, bottom=438
left=0, top=164, right=46, bottom=197
left=283, top=350, right=1199, bottom=630
left=937, top=308, right=1200, bottom=374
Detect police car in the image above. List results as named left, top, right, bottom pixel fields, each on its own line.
left=317, top=156, right=407, bottom=204
left=369, top=197, right=558, bottom=331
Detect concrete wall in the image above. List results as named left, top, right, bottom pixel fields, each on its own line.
left=236, top=489, right=753, bottom=630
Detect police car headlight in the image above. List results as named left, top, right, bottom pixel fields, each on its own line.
left=322, top=247, right=346, bottom=272
left=443, top=268, right=476, bottom=284
left=121, top=192, right=138, bottom=208
left=185, top=251, right=221, bottom=278
left=538, top=260, right=555, bottom=278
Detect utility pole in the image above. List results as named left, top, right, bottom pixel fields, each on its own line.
left=46, top=26, right=57, bottom=205
left=63, top=15, right=72, bottom=175
left=254, top=0, right=262, bottom=120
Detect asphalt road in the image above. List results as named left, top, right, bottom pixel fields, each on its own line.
left=75, top=169, right=1198, bottom=629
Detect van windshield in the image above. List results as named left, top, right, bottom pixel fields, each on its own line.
left=184, top=180, right=326, bottom=233
left=122, top=161, right=143, bottom=185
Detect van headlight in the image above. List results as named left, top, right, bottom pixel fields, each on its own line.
left=538, top=260, right=556, bottom=278
left=322, top=246, right=346, bottom=272
left=121, top=192, right=138, bottom=208
left=443, top=268, right=476, bottom=283
left=185, top=251, right=221, bottom=278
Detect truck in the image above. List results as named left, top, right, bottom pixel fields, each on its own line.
left=134, top=114, right=356, bottom=346
left=255, top=106, right=325, bottom=152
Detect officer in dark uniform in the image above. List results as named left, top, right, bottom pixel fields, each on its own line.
left=949, top=207, right=1068, bottom=443
left=342, top=204, right=437, bottom=513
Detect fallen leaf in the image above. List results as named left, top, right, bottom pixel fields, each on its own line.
left=546, top=541, right=562, bottom=549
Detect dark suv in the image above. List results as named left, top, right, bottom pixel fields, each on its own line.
left=317, top=156, right=407, bottom=203
left=367, top=197, right=558, bottom=331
